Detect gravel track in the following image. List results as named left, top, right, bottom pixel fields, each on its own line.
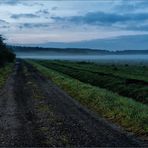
left=0, top=60, right=147, bottom=147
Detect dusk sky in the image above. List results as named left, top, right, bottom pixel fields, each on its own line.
left=0, top=0, right=148, bottom=50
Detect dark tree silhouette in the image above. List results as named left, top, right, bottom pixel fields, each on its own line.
left=0, top=35, right=15, bottom=66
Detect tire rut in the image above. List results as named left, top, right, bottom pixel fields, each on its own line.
left=0, top=61, right=46, bottom=147
left=0, top=65, right=20, bottom=146
left=13, top=61, right=47, bottom=147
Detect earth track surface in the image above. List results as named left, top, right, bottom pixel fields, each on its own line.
left=0, top=60, right=147, bottom=147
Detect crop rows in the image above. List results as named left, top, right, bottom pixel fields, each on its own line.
left=37, top=61, right=148, bottom=104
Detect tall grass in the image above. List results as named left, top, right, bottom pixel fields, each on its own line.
left=28, top=60, right=148, bottom=137
left=0, top=63, right=13, bottom=89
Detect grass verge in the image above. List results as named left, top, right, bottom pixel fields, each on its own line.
left=28, top=60, right=148, bottom=138
left=0, top=63, right=14, bottom=89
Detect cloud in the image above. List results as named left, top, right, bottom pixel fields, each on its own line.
left=0, top=19, right=8, bottom=24
left=0, top=19, right=9, bottom=31
left=0, top=0, right=20, bottom=5
left=115, top=0, right=148, bottom=12
left=52, top=11, right=148, bottom=25
left=36, top=9, right=50, bottom=15
left=19, top=23, right=49, bottom=29
left=0, top=19, right=9, bottom=28
left=125, top=24, right=148, bottom=31
left=51, top=11, right=148, bottom=32
left=36, top=9, right=50, bottom=19
left=52, top=7, right=58, bottom=11
left=11, top=13, right=39, bottom=19
left=21, top=2, right=44, bottom=7
left=0, top=0, right=43, bottom=6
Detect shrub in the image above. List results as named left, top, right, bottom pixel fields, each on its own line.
left=0, top=35, right=15, bottom=66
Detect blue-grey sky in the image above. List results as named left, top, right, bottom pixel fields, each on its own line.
left=0, top=0, right=148, bottom=50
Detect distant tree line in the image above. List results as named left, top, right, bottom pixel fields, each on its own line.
left=0, top=35, right=15, bottom=66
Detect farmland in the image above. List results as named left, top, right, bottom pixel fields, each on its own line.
left=32, top=60, right=148, bottom=104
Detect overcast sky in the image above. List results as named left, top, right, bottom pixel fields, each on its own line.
left=0, top=0, right=148, bottom=50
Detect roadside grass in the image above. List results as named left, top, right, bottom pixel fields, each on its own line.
left=28, top=60, right=148, bottom=138
left=0, top=64, right=13, bottom=89
left=37, top=60, right=148, bottom=104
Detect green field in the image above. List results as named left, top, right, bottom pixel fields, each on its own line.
left=33, top=60, right=148, bottom=104
left=27, top=60, right=148, bottom=137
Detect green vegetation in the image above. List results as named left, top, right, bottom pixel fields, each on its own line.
left=0, top=64, right=14, bottom=89
left=35, top=60, right=148, bottom=104
left=28, top=60, right=148, bottom=137
left=0, top=35, right=15, bottom=89
left=0, top=35, right=15, bottom=66
left=54, top=61, right=148, bottom=82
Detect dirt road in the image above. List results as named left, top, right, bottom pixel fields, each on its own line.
left=0, top=60, right=147, bottom=147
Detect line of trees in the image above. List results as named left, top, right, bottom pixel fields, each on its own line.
left=0, top=35, right=15, bottom=66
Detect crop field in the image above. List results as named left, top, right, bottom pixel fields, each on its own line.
left=33, top=60, right=148, bottom=104
left=28, top=60, right=148, bottom=138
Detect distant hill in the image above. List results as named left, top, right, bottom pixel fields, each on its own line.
left=10, top=46, right=148, bottom=55
left=115, top=50, right=148, bottom=54
left=11, top=46, right=111, bottom=55
left=17, top=34, right=148, bottom=50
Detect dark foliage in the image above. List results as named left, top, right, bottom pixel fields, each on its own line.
left=0, top=35, right=15, bottom=66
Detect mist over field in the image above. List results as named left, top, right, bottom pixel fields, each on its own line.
left=16, top=52, right=148, bottom=64
left=13, top=47, right=148, bottom=64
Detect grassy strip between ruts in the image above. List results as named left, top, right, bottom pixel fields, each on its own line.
left=0, top=63, right=14, bottom=89
left=28, top=60, right=148, bottom=138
